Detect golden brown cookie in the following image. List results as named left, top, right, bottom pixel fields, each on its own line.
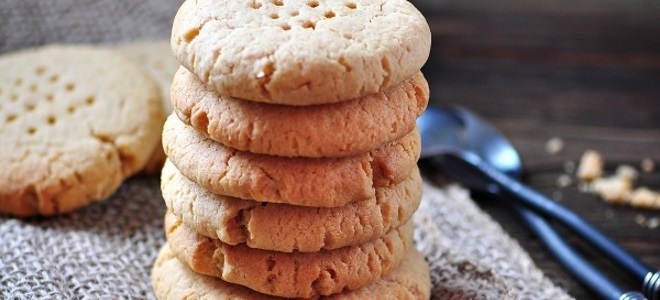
left=151, top=243, right=431, bottom=299
left=114, top=39, right=180, bottom=174
left=0, top=44, right=164, bottom=216
left=161, top=159, right=422, bottom=252
left=171, top=66, right=428, bottom=158
left=171, top=0, right=431, bottom=105
left=162, top=114, right=421, bottom=207
left=165, top=212, right=413, bottom=298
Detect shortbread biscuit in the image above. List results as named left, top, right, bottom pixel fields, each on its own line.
left=172, top=67, right=428, bottom=158
left=152, top=243, right=431, bottom=300
left=115, top=39, right=180, bottom=174
left=171, top=0, right=431, bottom=105
left=165, top=212, right=413, bottom=298
left=162, top=159, right=422, bottom=252
left=163, top=114, right=421, bottom=207
left=0, top=44, right=164, bottom=216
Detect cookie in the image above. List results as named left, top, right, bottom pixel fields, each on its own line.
left=114, top=39, right=181, bottom=174
left=171, top=66, right=428, bottom=158
left=152, top=243, right=431, bottom=299
left=162, top=159, right=422, bottom=252
left=164, top=212, right=413, bottom=298
left=163, top=114, right=421, bottom=207
left=171, top=0, right=431, bottom=105
left=0, top=44, right=164, bottom=216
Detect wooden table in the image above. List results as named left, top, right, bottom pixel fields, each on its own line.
left=413, top=0, right=660, bottom=298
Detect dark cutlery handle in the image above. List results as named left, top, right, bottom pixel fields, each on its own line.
left=509, top=202, right=636, bottom=300
left=470, top=154, right=653, bottom=284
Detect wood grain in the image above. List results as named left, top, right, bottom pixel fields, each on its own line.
left=415, top=0, right=660, bottom=298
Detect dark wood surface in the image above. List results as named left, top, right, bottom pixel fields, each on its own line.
left=413, top=0, right=660, bottom=298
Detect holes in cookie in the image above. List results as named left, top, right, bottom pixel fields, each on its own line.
left=281, top=24, right=291, bottom=31
left=85, top=96, right=95, bottom=105
left=29, top=84, right=38, bottom=93
left=45, top=94, right=54, bottom=102
left=65, top=83, right=75, bottom=92
left=27, top=127, right=37, bottom=135
left=302, top=20, right=316, bottom=30
left=324, top=11, right=336, bottom=19
left=10, top=94, right=19, bottom=102
left=47, top=115, right=56, bottom=125
left=35, top=67, right=46, bottom=76
left=290, top=10, right=299, bottom=16
left=307, top=0, right=319, bottom=8
left=345, top=2, right=357, bottom=9
left=269, top=13, right=279, bottom=19
left=49, top=75, right=60, bottom=83
left=24, top=103, right=35, bottom=111
left=6, top=114, right=18, bottom=123
left=272, top=0, right=283, bottom=6
left=14, top=78, right=23, bottom=87
left=67, top=106, right=76, bottom=114
left=249, top=1, right=262, bottom=9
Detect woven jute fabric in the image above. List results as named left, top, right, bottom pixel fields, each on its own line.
left=0, top=1, right=572, bottom=299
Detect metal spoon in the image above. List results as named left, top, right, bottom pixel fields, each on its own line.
left=417, top=105, right=659, bottom=300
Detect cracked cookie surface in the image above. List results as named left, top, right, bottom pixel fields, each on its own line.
left=164, top=212, right=413, bottom=298
left=152, top=242, right=430, bottom=299
left=0, top=44, right=164, bottom=216
left=162, top=114, right=421, bottom=207
left=161, top=159, right=422, bottom=252
left=171, top=66, right=428, bottom=158
left=171, top=0, right=431, bottom=105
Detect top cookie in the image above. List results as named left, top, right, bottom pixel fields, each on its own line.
left=0, top=44, right=164, bottom=216
left=171, top=0, right=431, bottom=105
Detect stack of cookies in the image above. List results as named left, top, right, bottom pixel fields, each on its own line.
left=152, top=0, right=433, bottom=298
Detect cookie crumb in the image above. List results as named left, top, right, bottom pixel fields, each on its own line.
left=615, top=164, right=638, bottom=181
left=545, top=137, right=564, bottom=155
left=629, top=187, right=656, bottom=209
left=563, top=160, right=576, bottom=174
left=556, top=174, right=572, bottom=188
left=589, top=176, right=632, bottom=204
left=576, top=150, right=603, bottom=181
left=641, top=158, right=655, bottom=173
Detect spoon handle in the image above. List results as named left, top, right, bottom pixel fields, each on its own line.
left=472, top=155, right=655, bottom=289
left=508, top=202, right=633, bottom=300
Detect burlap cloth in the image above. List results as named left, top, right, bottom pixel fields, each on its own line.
left=0, top=1, right=573, bottom=299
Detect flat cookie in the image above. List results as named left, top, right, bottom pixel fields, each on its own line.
left=162, top=159, right=422, bottom=252
left=171, top=66, right=428, bottom=158
left=0, top=44, right=164, bottom=216
left=165, top=212, right=413, bottom=298
left=171, top=0, right=431, bottom=105
left=163, top=114, right=421, bottom=207
left=114, top=39, right=180, bottom=174
left=152, top=243, right=431, bottom=299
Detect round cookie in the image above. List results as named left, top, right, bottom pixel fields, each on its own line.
left=171, top=66, right=428, bottom=158
left=164, top=212, right=413, bottom=298
left=161, top=159, right=422, bottom=252
left=151, top=243, right=431, bottom=300
left=0, top=44, right=164, bottom=217
left=114, top=39, right=181, bottom=174
left=162, top=114, right=421, bottom=207
left=171, top=0, right=431, bottom=105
